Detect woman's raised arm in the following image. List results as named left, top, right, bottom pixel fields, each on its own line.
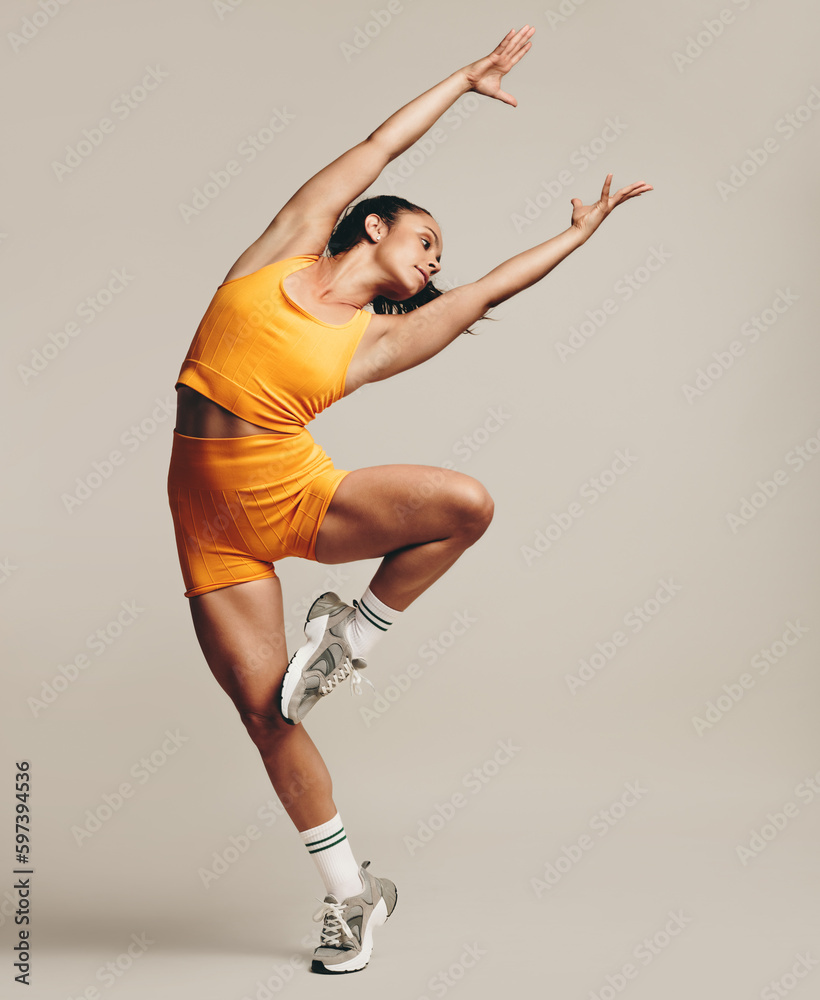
left=479, top=174, right=653, bottom=306
left=366, top=24, right=535, bottom=154
left=232, top=26, right=536, bottom=269
left=360, top=174, right=653, bottom=385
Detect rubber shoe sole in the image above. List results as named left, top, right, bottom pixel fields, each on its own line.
left=311, top=870, right=398, bottom=975
left=279, top=593, right=362, bottom=725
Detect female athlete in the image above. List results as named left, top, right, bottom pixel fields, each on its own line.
left=167, top=24, right=652, bottom=974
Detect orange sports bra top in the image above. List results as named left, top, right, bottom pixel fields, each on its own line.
left=175, top=254, right=372, bottom=433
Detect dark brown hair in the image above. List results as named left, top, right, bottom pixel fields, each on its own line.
left=326, top=194, right=492, bottom=334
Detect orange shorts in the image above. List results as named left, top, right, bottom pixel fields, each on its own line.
left=166, top=428, right=350, bottom=598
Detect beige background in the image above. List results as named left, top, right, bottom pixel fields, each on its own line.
left=2, top=0, right=819, bottom=997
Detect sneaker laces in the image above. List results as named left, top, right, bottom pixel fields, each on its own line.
left=313, top=897, right=356, bottom=949
left=319, top=655, right=376, bottom=698
left=349, top=658, right=376, bottom=698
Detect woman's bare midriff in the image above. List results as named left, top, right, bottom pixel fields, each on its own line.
left=174, top=384, right=289, bottom=438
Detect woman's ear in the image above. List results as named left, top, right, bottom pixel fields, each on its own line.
left=363, top=213, right=383, bottom=243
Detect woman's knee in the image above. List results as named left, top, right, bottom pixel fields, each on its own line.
left=238, top=708, right=331, bottom=804
left=451, top=477, right=495, bottom=540
left=239, top=706, right=294, bottom=747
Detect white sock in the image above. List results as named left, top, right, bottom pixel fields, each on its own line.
left=300, top=812, right=363, bottom=901
left=346, top=585, right=402, bottom=660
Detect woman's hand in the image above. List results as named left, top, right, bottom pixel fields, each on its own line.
left=570, top=174, right=654, bottom=240
left=463, top=25, right=536, bottom=107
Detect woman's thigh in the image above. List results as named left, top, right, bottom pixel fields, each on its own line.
left=314, top=463, right=494, bottom=565
left=188, top=575, right=290, bottom=722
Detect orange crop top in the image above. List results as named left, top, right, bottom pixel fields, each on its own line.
left=175, top=255, right=372, bottom=433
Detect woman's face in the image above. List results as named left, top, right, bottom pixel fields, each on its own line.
left=370, top=211, right=443, bottom=301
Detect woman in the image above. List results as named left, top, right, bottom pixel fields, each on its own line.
left=167, top=24, right=651, bottom=975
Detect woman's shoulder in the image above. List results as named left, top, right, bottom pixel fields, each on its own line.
left=217, top=252, right=321, bottom=290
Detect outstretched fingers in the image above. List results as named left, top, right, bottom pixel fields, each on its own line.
left=497, top=24, right=536, bottom=65
left=468, top=25, right=536, bottom=107
left=611, top=180, right=654, bottom=206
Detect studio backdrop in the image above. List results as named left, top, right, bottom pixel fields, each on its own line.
left=2, top=1, right=818, bottom=998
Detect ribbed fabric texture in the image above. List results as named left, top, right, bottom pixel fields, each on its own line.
left=299, top=812, right=363, bottom=901
left=166, top=430, right=349, bottom=598
left=175, top=255, right=372, bottom=433
left=346, top=586, right=402, bottom=660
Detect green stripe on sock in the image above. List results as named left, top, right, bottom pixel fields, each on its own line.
left=304, top=827, right=344, bottom=849
left=359, top=599, right=390, bottom=630
left=309, top=833, right=347, bottom=854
